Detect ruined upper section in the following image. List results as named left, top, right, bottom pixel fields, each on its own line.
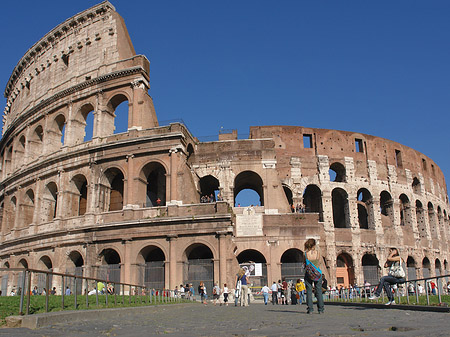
left=2, top=1, right=138, bottom=134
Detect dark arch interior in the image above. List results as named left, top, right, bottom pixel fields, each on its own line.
left=199, top=175, right=219, bottom=201
left=237, top=249, right=266, bottom=263
left=69, top=251, right=84, bottom=267
left=142, top=246, right=165, bottom=262
left=332, top=188, right=349, bottom=228
left=102, top=249, right=121, bottom=264
left=283, top=185, right=293, bottom=209
left=329, top=162, right=346, bottom=182
left=362, top=254, right=379, bottom=266
left=280, top=248, right=304, bottom=263
left=187, top=245, right=213, bottom=260
left=142, top=162, right=166, bottom=207
left=407, top=256, right=416, bottom=267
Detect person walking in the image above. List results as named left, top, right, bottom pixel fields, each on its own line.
left=304, top=238, right=324, bottom=314
left=270, top=281, right=278, bottom=305
left=222, top=283, right=229, bottom=306
left=369, top=247, right=406, bottom=305
left=295, top=279, right=305, bottom=304
left=261, top=284, right=270, bottom=305
left=236, top=268, right=249, bottom=306
left=198, top=281, right=207, bottom=304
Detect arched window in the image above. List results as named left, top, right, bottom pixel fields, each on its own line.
left=98, top=249, right=121, bottom=283
left=37, top=256, right=53, bottom=293
left=362, top=254, right=379, bottom=285
left=332, top=188, right=350, bottom=228
left=43, top=182, right=58, bottom=222
left=27, top=126, right=43, bottom=162
left=412, top=177, right=421, bottom=194
left=15, top=135, right=26, bottom=168
left=428, top=202, right=437, bottom=239
left=399, top=194, right=412, bottom=227
left=329, top=162, right=346, bottom=182
left=47, top=114, right=66, bottom=149
left=72, top=104, right=95, bottom=144
left=139, top=246, right=165, bottom=290
left=101, top=168, right=124, bottom=212
left=21, top=189, right=35, bottom=227
left=183, top=244, right=214, bottom=293
left=336, top=253, right=355, bottom=287
left=357, top=188, right=373, bottom=229
left=283, top=185, right=293, bottom=212
left=302, top=185, right=323, bottom=221
left=281, top=248, right=305, bottom=282
left=237, top=249, right=267, bottom=288
left=199, top=175, right=220, bottom=203
left=435, top=259, right=441, bottom=277
left=415, top=200, right=426, bottom=238
left=70, top=175, right=88, bottom=216
left=66, top=251, right=84, bottom=294
left=422, top=257, right=431, bottom=278
left=107, top=94, right=130, bottom=135
left=234, top=171, right=264, bottom=207
left=140, top=162, right=166, bottom=207
left=380, top=191, right=394, bottom=227
left=406, top=256, right=416, bottom=280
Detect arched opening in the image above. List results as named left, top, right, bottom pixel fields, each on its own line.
left=1, top=261, right=9, bottom=296
left=280, top=248, right=305, bottom=282
left=329, top=162, right=346, bottom=182
left=16, top=259, right=28, bottom=291
left=422, top=257, right=431, bottom=279
left=107, top=94, right=129, bottom=135
left=412, top=177, right=421, bottom=194
left=6, top=196, right=16, bottom=232
left=101, top=168, right=124, bottom=212
left=302, top=185, right=323, bottom=221
left=380, top=191, right=394, bottom=227
left=435, top=259, right=441, bottom=277
left=0, top=200, right=4, bottom=233
left=416, top=200, right=426, bottom=238
left=357, top=188, right=373, bottom=229
left=5, top=146, right=13, bottom=175
left=21, top=189, right=35, bottom=227
left=47, top=114, right=66, bottom=150
left=27, top=126, right=43, bottom=162
left=183, top=244, right=214, bottom=294
left=186, top=143, right=195, bottom=166
left=407, top=256, right=417, bottom=280
left=399, top=194, right=412, bottom=227
left=71, top=104, right=95, bottom=144
left=362, top=254, right=379, bottom=285
left=234, top=171, right=264, bottom=207
left=66, top=251, right=84, bottom=294
left=71, top=174, right=88, bottom=216
left=141, top=162, right=166, bottom=207
left=237, top=249, right=267, bottom=288
left=43, top=182, right=58, bottom=222
left=437, top=206, right=443, bottom=229
left=15, top=135, right=26, bottom=168
left=283, top=185, right=293, bottom=212
left=336, top=253, right=355, bottom=287
left=428, top=202, right=437, bottom=239
left=332, top=188, right=350, bottom=228
left=37, top=256, right=53, bottom=293
left=98, top=249, right=121, bottom=283
left=199, top=175, right=219, bottom=203
left=139, top=246, right=165, bottom=290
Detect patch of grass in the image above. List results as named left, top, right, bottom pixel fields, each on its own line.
left=328, top=294, right=450, bottom=306
left=0, top=295, right=190, bottom=326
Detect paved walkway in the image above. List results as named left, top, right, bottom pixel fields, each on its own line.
left=1, top=302, right=449, bottom=337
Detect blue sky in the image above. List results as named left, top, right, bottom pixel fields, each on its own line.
left=1, top=1, right=449, bottom=203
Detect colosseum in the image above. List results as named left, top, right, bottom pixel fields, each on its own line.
left=0, top=2, right=449, bottom=295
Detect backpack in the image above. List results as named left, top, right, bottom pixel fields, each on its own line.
left=213, top=287, right=217, bottom=295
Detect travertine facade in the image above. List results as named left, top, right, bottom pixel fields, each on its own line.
left=0, top=2, right=448, bottom=295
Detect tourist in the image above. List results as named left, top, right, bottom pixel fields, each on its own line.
left=198, top=281, right=207, bottom=304
left=65, top=286, right=71, bottom=295
left=41, top=287, right=46, bottom=296
left=295, top=279, right=305, bottom=304
left=212, top=282, right=221, bottom=306
left=32, top=286, right=38, bottom=295
left=281, top=278, right=288, bottom=305
left=51, top=287, right=57, bottom=295
left=236, top=268, right=249, bottom=306
left=222, top=283, right=229, bottom=306
left=304, top=238, right=324, bottom=314
left=369, top=247, right=406, bottom=305
left=261, top=284, right=270, bottom=305
left=270, top=281, right=278, bottom=304
left=10, top=289, right=16, bottom=296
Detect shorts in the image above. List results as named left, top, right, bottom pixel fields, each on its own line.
left=213, top=294, right=220, bottom=300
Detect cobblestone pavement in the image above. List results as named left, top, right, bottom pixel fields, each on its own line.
left=1, top=302, right=449, bottom=337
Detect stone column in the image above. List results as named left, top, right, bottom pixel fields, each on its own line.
left=167, top=235, right=178, bottom=289
left=125, top=154, right=134, bottom=207
left=217, top=232, right=228, bottom=286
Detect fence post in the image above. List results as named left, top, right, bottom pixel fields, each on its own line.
left=95, top=282, right=99, bottom=307
left=74, top=276, right=77, bottom=310
left=129, top=285, right=131, bottom=304
left=45, top=273, right=49, bottom=312
left=85, top=278, right=89, bottom=308
left=19, top=269, right=26, bottom=315
left=61, top=275, right=65, bottom=309
left=122, top=284, right=125, bottom=305
left=415, top=281, right=419, bottom=304
left=26, top=271, right=31, bottom=315
left=425, top=280, right=430, bottom=305
left=437, top=278, right=442, bottom=304
left=114, top=283, right=117, bottom=306
left=105, top=283, right=108, bottom=306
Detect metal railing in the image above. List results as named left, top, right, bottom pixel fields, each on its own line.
left=326, top=274, right=450, bottom=306
left=0, top=268, right=190, bottom=316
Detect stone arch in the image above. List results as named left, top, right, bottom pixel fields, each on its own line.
left=100, top=167, right=124, bottom=212
left=186, top=143, right=195, bottom=165
left=27, top=125, right=43, bottom=163
left=0, top=199, right=4, bottom=233
left=336, top=252, right=355, bottom=287
left=407, top=256, right=417, bottom=280
left=422, top=257, right=431, bottom=278
left=5, top=146, right=13, bottom=175
left=15, top=135, right=26, bottom=168
left=36, top=255, right=53, bottom=293
left=98, top=248, right=121, bottom=283
left=412, top=177, right=421, bottom=194
left=437, top=206, right=443, bottom=229
left=380, top=191, right=394, bottom=227
left=280, top=248, right=305, bottom=282
left=237, top=249, right=267, bottom=287
left=47, top=113, right=67, bottom=149
left=428, top=202, right=437, bottom=239
left=332, top=187, right=350, bottom=228
left=138, top=245, right=166, bottom=290
left=399, top=194, right=412, bottom=227
left=357, top=188, right=374, bottom=229
left=20, top=189, right=35, bottom=227
left=234, top=171, right=264, bottom=207
left=282, top=184, right=294, bottom=211
left=106, top=93, right=130, bottom=135
left=70, top=174, right=88, bottom=216
left=303, top=184, right=323, bottom=221
left=139, top=161, right=167, bottom=207
left=72, top=102, right=95, bottom=144
left=17, top=258, right=28, bottom=269
left=5, top=196, right=17, bottom=232
left=435, top=258, right=441, bottom=277
left=66, top=250, right=84, bottom=294
left=415, top=200, right=426, bottom=238
left=329, top=162, right=346, bottom=182
left=199, top=175, right=220, bottom=203
left=42, top=182, right=58, bottom=222
left=183, top=243, right=214, bottom=293
left=361, top=253, right=379, bottom=285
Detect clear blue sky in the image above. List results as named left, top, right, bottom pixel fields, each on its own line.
left=1, top=1, right=449, bottom=202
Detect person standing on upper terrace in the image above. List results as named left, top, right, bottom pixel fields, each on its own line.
left=369, top=247, right=406, bottom=305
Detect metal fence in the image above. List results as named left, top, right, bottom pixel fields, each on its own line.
left=0, top=268, right=189, bottom=316
left=326, top=274, right=450, bottom=306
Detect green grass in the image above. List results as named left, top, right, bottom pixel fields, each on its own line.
left=0, top=294, right=189, bottom=326
left=327, top=294, right=450, bottom=306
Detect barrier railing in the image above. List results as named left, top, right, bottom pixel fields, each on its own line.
left=325, top=274, right=450, bottom=306
left=0, top=268, right=190, bottom=317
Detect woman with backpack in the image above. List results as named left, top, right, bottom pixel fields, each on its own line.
left=304, top=238, right=324, bottom=314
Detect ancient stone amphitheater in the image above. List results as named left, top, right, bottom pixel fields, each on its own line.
left=0, top=2, right=448, bottom=294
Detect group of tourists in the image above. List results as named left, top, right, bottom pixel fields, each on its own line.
left=200, top=193, right=223, bottom=203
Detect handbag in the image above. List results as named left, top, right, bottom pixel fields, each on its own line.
left=389, top=260, right=405, bottom=278
left=305, top=257, right=322, bottom=281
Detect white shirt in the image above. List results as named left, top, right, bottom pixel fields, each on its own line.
left=223, top=286, right=228, bottom=294
left=271, top=283, right=278, bottom=292
left=261, top=286, right=270, bottom=294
